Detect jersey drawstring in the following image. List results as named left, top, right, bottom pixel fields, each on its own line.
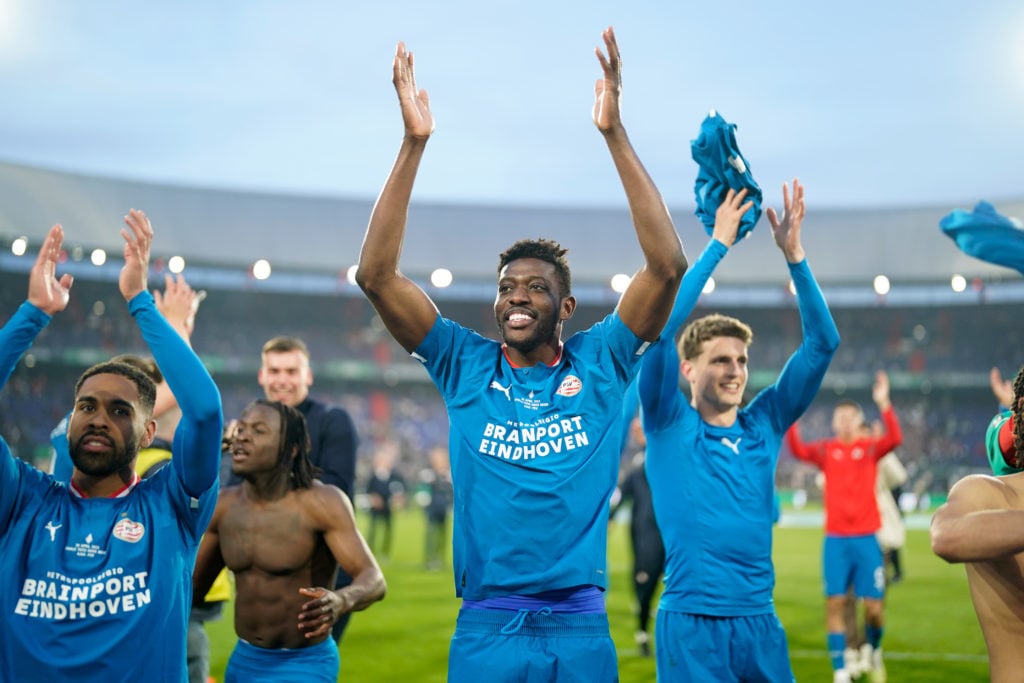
left=500, top=607, right=553, bottom=634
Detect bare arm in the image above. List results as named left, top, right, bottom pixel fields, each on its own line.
left=192, top=499, right=227, bottom=603
left=931, top=474, right=1024, bottom=562
left=296, top=485, right=386, bottom=640
left=593, top=27, right=686, bottom=341
left=991, top=367, right=1014, bottom=408
left=355, top=41, right=440, bottom=353
left=153, top=273, right=203, bottom=342
left=872, top=369, right=892, bottom=412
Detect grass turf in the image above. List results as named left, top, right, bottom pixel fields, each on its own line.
left=204, top=508, right=989, bottom=681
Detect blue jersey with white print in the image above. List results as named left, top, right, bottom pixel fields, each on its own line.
left=414, top=312, right=647, bottom=600
left=0, top=459, right=217, bottom=682
left=0, top=296, right=221, bottom=682
left=640, top=239, right=839, bottom=617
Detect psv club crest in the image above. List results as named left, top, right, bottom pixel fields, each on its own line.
left=112, top=518, right=146, bottom=543
left=555, top=375, right=583, bottom=397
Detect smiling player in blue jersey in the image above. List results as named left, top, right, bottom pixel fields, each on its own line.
left=356, top=27, right=687, bottom=683
left=639, top=182, right=840, bottom=682
left=0, top=214, right=223, bottom=682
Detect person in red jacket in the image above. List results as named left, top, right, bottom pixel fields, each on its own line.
left=786, top=370, right=902, bottom=683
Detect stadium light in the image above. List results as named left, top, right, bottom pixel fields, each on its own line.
left=950, top=274, right=967, bottom=292
left=431, top=268, right=453, bottom=288
left=90, top=249, right=107, bottom=266
left=610, top=273, right=631, bottom=293
left=168, top=256, right=185, bottom=274
left=702, top=277, right=716, bottom=295
left=11, top=237, right=27, bottom=256
left=873, top=275, right=891, bottom=296
left=252, top=259, right=272, bottom=280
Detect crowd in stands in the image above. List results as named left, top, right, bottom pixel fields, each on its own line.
left=0, top=269, right=1011, bottom=501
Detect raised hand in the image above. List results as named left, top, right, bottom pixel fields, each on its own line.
left=120, top=209, right=153, bottom=302
left=393, top=42, right=434, bottom=140
left=990, top=367, right=1015, bottom=408
left=712, top=188, right=754, bottom=248
left=766, top=179, right=806, bottom=263
left=593, top=26, right=623, bottom=134
left=872, top=370, right=891, bottom=410
left=154, top=273, right=204, bottom=340
left=27, top=224, right=73, bottom=315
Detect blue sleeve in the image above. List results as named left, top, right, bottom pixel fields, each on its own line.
left=49, top=413, right=73, bottom=481
left=762, top=259, right=840, bottom=429
left=619, top=378, right=640, bottom=454
left=664, top=239, right=728, bottom=336
left=129, top=291, right=223, bottom=497
left=0, top=302, right=50, bottom=529
left=639, top=239, right=727, bottom=430
left=0, top=302, right=50, bottom=388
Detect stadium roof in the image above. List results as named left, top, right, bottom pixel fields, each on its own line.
left=0, top=160, right=1022, bottom=289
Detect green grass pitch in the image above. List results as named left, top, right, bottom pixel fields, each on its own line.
left=203, top=508, right=989, bottom=681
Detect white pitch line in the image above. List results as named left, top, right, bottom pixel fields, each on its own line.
left=788, top=649, right=988, bottom=663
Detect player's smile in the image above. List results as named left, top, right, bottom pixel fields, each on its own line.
left=504, top=309, right=535, bottom=329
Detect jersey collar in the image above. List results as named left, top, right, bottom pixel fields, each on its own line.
left=501, top=343, right=563, bottom=369
left=70, top=473, right=141, bottom=499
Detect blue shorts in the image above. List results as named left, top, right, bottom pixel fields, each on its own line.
left=655, top=611, right=794, bottom=683
left=225, top=637, right=339, bottom=683
left=448, top=607, right=618, bottom=683
left=823, top=534, right=885, bottom=599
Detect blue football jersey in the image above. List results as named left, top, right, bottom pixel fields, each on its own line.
left=414, top=312, right=647, bottom=600
left=0, top=457, right=216, bottom=681
left=0, top=295, right=222, bottom=682
left=640, top=241, right=839, bottom=616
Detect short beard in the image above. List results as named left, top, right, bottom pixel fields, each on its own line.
left=496, top=314, right=559, bottom=355
left=69, top=439, right=138, bottom=478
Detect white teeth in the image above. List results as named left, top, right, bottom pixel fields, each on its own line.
left=509, top=313, right=530, bottom=322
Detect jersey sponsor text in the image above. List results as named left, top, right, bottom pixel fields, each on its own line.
left=479, top=415, right=589, bottom=460
left=14, top=569, right=151, bottom=621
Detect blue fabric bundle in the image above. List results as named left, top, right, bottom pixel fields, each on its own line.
left=939, top=201, right=1024, bottom=275
left=690, top=110, right=762, bottom=240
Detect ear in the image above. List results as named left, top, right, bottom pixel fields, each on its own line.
left=305, top=367, right=315, bottom=387
left=140, top=419, right=157, bottom=448
left=257, top=366, right=267, bottom=384
left=680, top=358, right=695, bottom=384
left=560, top=295, right=577, bottom=321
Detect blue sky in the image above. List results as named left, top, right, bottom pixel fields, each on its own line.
left=0, top=0, right=1021, bottom=211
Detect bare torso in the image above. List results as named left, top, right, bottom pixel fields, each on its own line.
left=217, top=485, right=338, bottom=649
left=966, top=548, right=1024, bottom=681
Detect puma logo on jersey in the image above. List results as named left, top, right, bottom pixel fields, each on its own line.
left=490, top=381, right=512, bottom=401
left=44, top=521, right=62, bottom=542
left=721, top=437, right=742, bottom=455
